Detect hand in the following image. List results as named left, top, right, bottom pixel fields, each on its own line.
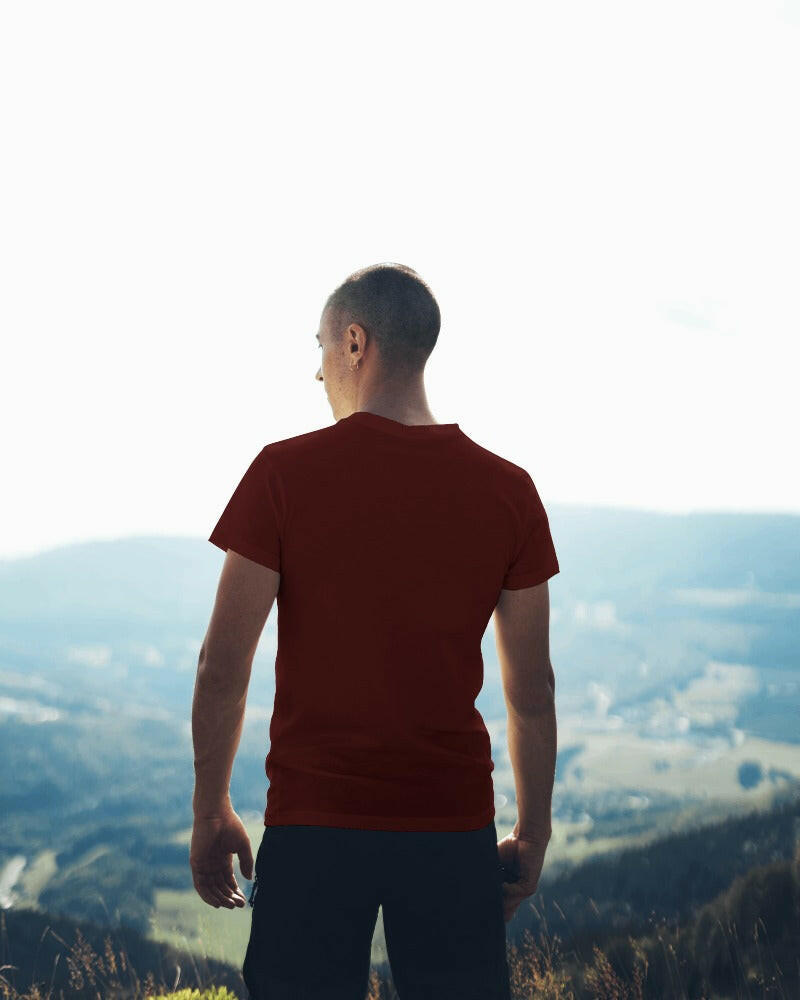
left=497, top=827, right=550, bottom=923
left=190, top=805, right=254, bottom=909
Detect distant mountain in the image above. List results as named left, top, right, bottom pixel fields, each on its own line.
left=1, top=510, right=799, bottom=963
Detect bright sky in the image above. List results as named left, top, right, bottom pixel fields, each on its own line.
left=2, top=1, right=798, bottom=560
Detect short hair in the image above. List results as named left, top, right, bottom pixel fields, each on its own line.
left=324, top=262, right=441, bottom=375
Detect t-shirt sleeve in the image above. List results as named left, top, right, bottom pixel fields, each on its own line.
left=501, top=470, right=559, bottom=590
left=208, top=447, right=283, bottom=573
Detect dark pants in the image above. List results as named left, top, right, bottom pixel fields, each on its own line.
left=242, top=819, right=512, bottom=999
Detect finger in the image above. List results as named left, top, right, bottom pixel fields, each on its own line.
left=225, top=877, right=247, bottom=906
left=195, top=880, right=228, bottom=908
left=221, top=856, right=247, bottom=903
left=208, top=886, right=234, bottom=908
left=212, top=853, right=242, bottom=900
left=238, top=839, right=255, bottom=881
left=195, top=874, right=234, bottom=909
left=213, top=873, right=241, bottom=908
left=225, top=872, right=246, bottom=903
left=219, top=858, right=236, bottom=890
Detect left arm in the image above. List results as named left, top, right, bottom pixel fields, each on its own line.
left=190, top=550, right=280, bottom=909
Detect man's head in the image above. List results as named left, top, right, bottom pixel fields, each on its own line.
left=315, top=262, right=441, bottom=417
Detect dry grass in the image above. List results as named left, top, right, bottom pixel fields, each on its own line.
left=0, top=906, right=790, bottom=1000
left=0, top=922, right=652, bottom=1000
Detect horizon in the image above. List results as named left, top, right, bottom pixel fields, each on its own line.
left=4, top=474, right=800, bottom=564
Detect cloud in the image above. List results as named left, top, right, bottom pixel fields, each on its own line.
left=587, top=681, right=613, bottom=718
left=671, top=588, right=800, bottom=609
left=0, top=696, right=61, bottom=723
left=67, top=644, right=112, bottom=668
left=573, top=600, right=628, bottom=632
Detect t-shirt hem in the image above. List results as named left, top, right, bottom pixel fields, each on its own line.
left=502, top=563, right=560, bottom=589
left=264, top=804, right=496, bottom=832
left=208, top=530, right=281, bottom=573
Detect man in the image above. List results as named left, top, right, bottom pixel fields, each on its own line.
left=191, top=262, right=559, bottom=999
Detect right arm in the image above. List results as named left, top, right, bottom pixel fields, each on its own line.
left=493, top=579, right=556, bottom=916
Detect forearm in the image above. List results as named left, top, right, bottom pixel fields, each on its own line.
left=191, top=657, right=250, bottom=817
left=506, top=686, right=557, bottom=841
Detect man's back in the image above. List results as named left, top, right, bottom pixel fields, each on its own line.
left=209, top=408, right=559, bottom=831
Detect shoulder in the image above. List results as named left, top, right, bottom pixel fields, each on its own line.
left=259, top=422, right=340, bottom=466
left=456, top=432, right=532, bottom=490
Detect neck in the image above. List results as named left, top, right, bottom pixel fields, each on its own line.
left=350, top=389, right=438, bottom=426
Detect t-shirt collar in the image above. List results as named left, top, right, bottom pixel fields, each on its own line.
left=337, top=410, right=461, bottom=438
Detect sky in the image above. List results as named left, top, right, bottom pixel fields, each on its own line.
left=1, top=0, right=798, bottom=560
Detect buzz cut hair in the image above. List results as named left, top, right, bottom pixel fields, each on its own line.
left=324, top=262, right=441, bottom=376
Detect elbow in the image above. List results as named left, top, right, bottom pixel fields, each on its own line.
left=506, top=680, right=555, bottom=719
left=520, top=659, right=556, bottom=708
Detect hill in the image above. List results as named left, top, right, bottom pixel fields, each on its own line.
left=2, top=788, right=799, bottom=999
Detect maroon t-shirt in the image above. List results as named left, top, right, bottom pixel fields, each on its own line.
left=208, top=410, right=559, bottom=832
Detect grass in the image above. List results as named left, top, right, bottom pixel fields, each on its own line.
left=0, top=914, right=787, bottom=1000
left=2, top=847, right=797, bottom=999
